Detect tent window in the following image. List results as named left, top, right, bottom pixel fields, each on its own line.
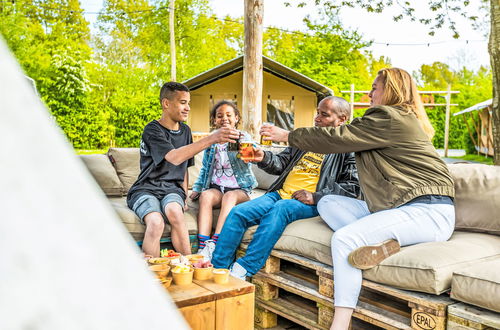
left=266, top=98, right=295, bottom=131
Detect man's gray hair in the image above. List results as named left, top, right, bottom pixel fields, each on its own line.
left=321, top=96, right=351, bottom=119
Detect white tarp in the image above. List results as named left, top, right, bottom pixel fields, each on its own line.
left=0, top=38, right=188, bottom=330
left=454, top=99, right=493, bottom=116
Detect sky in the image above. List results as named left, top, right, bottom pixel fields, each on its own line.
left=80, top=0, right=490, bottom=75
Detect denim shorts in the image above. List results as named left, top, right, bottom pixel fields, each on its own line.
left=132, top=193, right=184, bottom=224
left=209, top=183, right=243, bottom=194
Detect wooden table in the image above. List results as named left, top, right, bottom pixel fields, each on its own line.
left=167, top=276, right=255, bottom=330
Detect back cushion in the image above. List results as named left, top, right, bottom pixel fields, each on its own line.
left=107, top=148, right=140, bottom=193
left=448, top=164, right=500, bottom=235
left=253, top=145, right=287, bottom=190
left=253, top=166, right=278, bottom=190
left=80, top=154, right=124, bottom=196
left=188, top=152, right=203, bottom=189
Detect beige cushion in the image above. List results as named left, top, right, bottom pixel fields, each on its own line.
left=243, top=217, right=500, bottom=295
left=108, top=197, right=198, bottom=242
left=242, top=217, right=333, bottom=265
left=107, top=148, right=140, bottom=194
left=253, top=166, right=279, bottom=190
left=364, top=231, right=500, bottom=294
left=188, top=188, right=267, bottom=231
left=80, top=154, right=124, bottom=196
left=188, top=152, right=203, bottom=189
left=451, top=257, right=500, bottom=313
left=448, top=164, right=500, bottom=235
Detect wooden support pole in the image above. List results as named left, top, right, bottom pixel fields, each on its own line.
left=444, top=84, right=452, bottom=157
left=349, top=83, right=355, bottom=122
left=242, top=0, right=264, bottom=140
left=169, top=0, right=176, bottom=82
left=463, top=114, right=478, bottom=147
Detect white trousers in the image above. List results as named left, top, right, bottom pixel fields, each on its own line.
left=317, top=195, right=455, bottom=308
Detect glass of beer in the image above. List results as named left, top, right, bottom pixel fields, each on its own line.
left=227, top=131, right=241, bottom=152
left=260, top=122, right=274, bottom=146
left=239, top=136, right=255, bottom=162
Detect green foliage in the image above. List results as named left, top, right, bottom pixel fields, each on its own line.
left=2, top=0, right=489, bottom=154
left=415, top=63, right=492, bottom=150
left=449, top=154, right=494, bottom=165
left=263, top=10, right=378, bottom=94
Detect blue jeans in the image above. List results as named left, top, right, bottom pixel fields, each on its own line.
left=211, top=191, right=319, bottom=275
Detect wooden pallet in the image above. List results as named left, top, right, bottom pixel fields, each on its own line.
left=447, top=303, right=500, bottom=329
left=240, top=247, right=456, bottom=330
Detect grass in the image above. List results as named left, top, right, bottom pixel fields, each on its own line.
left=75, top=149, right=107, bottom=155
left=449, top=154, right=494, bottom=165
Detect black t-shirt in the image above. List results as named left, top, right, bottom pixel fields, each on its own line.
left=127, top=120, right=195, bottom=208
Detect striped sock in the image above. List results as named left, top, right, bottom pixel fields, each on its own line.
left=198, top=234, right=210, bottom=249
left=211, top=233, right=220, bottom=244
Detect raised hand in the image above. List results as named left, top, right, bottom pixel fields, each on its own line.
left=259, top=124, right=290, bottom=143
left=211, top=124, right=240, bottom=144
left=241, top=146, right=264, bottom=163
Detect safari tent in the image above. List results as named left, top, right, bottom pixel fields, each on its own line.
left=183, top=55, right=332, bottom=135
left=454, top=99, right=494, bottom=157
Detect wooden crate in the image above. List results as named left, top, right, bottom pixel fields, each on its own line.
left=242, top=247, right=455, bottom=330
left=167, top=276, right=255, bottom=330
left=447, top=303, right=500, bottom=330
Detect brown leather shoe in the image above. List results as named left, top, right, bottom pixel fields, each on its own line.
left=348, top=240, right=401, bottom=270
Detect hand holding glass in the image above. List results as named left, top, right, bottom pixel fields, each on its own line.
left=260, top=122, right=274, bottom=146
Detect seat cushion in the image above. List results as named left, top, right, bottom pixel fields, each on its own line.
left=243, top=217, right=500, bottom=295
left=363, top=231, right=500, bottom=294
left=448, top=164, right=500, bottom=235
left=108, top=197, right=198, bottom=242
left=107, top=148, right=140, bottom=193
left=188, top=188, right=267, bottom=231
left=242, top=216, right=333, bottom=265
left=451, top=257, right=500, bottom=313
left=80, top=154, right=124, bottom=196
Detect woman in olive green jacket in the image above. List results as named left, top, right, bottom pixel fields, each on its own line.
left=260, top=68, right=455, bottom=330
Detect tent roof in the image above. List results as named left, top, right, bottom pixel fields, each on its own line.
left=454, top=99, right=493, bottom=116
left=183, top=55, right=333, bottom=97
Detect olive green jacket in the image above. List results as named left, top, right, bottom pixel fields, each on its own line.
left=288, top=105, right=454, bottom=213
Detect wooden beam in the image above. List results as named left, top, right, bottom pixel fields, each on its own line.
left=349, top=84, right=354, bottom=122
left=169, top=0, right=176, bottom=81
left=444, top=84, right=451, bottom=157
left=242, top=0, right=264, bottom=140
left=463, top=113, right=477, bottom=146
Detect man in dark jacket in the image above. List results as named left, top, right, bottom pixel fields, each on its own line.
left=211, top=96, right=360, bottom=279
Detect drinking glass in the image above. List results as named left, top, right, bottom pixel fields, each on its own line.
left=239, top=135, right=255, bottom=162
left=260, top=122, right=274, bottom=146
left=227, top=131, right=241, bottom=152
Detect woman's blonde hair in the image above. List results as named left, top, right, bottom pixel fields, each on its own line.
left=377, top=68, right=435, bottom=139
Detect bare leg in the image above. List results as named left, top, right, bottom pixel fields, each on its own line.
left=165, top=203, right=191, bottom=255
left=330, top=307, right=354, bottom=330
left=197, top=189, right=223, bottom=236
left=142, top=212, right=165, bottom=257
left=214, top=190, right=250, bottom=234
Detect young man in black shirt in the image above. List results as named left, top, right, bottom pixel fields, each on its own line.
left=127, top=82, right=239, bottom=257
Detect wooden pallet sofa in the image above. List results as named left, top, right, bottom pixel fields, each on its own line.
left=80, top=148, right=500, bottom=329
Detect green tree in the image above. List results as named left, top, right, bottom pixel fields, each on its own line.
left=286, top=0, right=498, bottom=164
left=263, top=10, right=388, bottom=95
left=91, top=0, right=245, bottom=147
left=415, top=62, right=492, bottom=151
